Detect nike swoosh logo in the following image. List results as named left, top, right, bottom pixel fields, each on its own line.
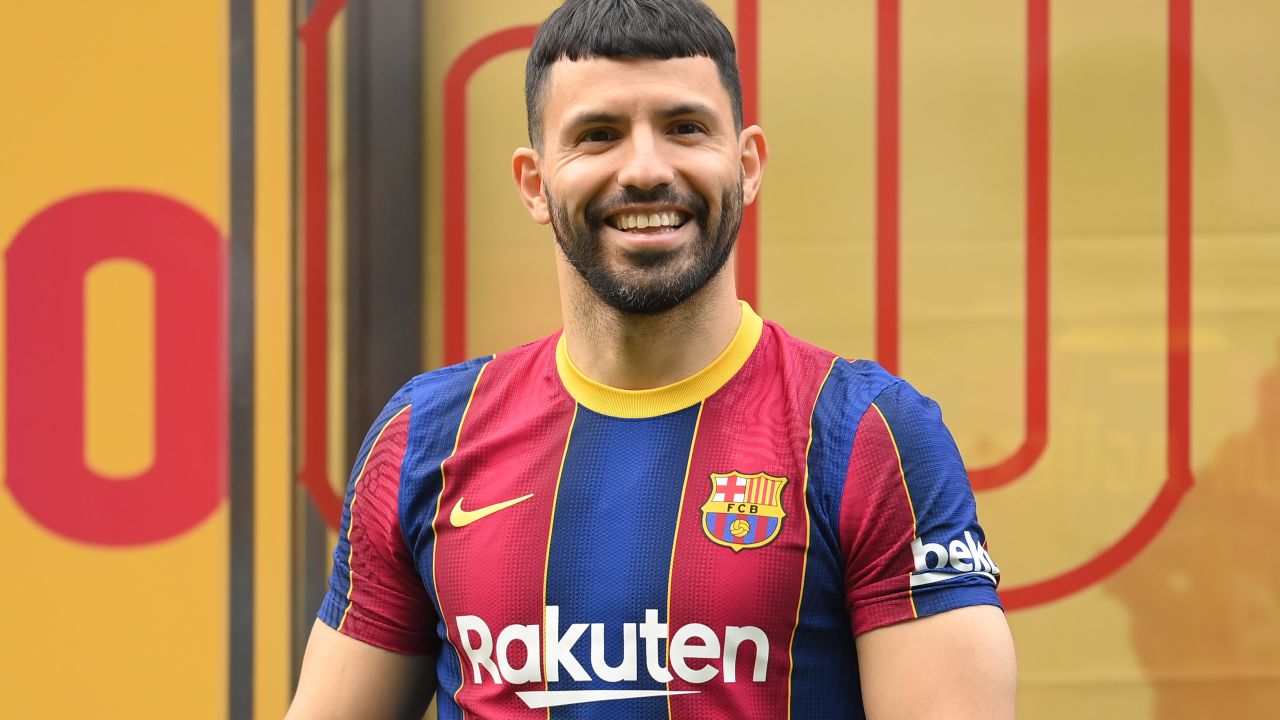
left=516, top=690, right=698, bottom=708
left=449, top=494, right=534, bottom=528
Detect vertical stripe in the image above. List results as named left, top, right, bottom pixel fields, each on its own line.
left=289, top=0, right=320, bottom=693
left=544, top=406, right=700, bottom=720
left=427, top=346, right=576, bottom=718
left=440, top=27, right=539, bottom=364
left=876, top=0, right=900, bottom=374
left=543, top=405, right=580, bottom=720
left=252, top=0, right=293, bottom=710
left=665, top=405, right=704, bottom=718
left=969, top=0, right=1052, bottom=490
left=343, top=0, right=425, bottom=452
left=296, top=0, right=348, bottom=529
left=667, top=334, right=836, bottom=719
left=784, top=358, right=838, bottom=718
left=792, top=359, right=896, bottom=719
left=734, top=0, right=760, bottom=305
left=1167, top=0, right=1192, bottom=475
left=753, top=517, right=768, bottom=544
left=294, top=0, right=346, bottom=684
left=228, top=0, right=255, bottom=715
left=870, top=402, right=917, bottom=618
left=431, top=362, right=490, bottom=720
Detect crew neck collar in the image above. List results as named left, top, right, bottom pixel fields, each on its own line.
left=555, top=300, right=764, bottom=419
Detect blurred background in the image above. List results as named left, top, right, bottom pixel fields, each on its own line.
left=1, top=0, right=1277, bottom=717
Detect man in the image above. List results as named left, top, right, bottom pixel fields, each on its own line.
left=287, top=0, right=1016, bottom=717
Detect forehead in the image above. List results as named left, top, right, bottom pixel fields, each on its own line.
left=542, top=56, right=731, bottom=126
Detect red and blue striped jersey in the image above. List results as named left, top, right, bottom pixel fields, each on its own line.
left=319, top=304, right=1001, bottom=719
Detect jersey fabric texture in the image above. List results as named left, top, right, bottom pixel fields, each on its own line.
left=318, top=303, right=1001, bottom=719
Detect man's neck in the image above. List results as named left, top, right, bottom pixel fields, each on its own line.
left=558, top=268, right=743, bottom=391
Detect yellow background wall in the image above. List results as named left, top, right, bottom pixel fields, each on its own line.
left=1, top=1, right=1276, bottom=718
left=0, top=2, right=230, bottom=717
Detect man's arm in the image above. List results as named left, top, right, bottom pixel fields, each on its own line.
left=286, top=620, right=436, bottom=720
left=838, top=377, right=1015, bottom=717
left=856, top=605, right=1016, bottom=719
left=289, top=389, right=440, bottom=718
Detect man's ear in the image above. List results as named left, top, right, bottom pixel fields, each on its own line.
left=512, top=147, right=551, bottom=225
left=738, top=125, right=769, bottom=206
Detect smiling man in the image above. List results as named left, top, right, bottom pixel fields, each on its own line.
left=286, top=1, right=1015, bottom=718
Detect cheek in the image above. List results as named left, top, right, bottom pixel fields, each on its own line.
left=681, top=155, right=739, bottom=198
left=551, top=158, right=615, bottom=203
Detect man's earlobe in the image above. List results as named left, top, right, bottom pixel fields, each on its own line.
left=512, top=147, right=552, bottom=225
left=739, top=126, right=769, bottom=206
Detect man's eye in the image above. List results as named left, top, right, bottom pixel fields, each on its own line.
left=672, top=122, right=705, bottom=135
left=580, top=129, right=616, bottom=143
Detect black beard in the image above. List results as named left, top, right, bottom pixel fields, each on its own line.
left=548, top=182, right=743, bottom=316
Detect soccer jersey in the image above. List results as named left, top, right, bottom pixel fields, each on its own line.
left=319, top=303, right=1000, bottom=719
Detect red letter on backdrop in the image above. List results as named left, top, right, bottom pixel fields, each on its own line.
left=5, top=190, right=226, bottom=545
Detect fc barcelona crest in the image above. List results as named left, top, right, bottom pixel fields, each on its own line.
left=700, top=472, right=788, bottom=551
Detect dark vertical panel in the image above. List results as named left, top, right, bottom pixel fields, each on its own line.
left=229, top=0, right=256, bottom=715
left=345, top=0, right=425, bottom=458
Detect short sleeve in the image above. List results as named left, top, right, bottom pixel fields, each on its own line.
left=317, top=394, right=439, bottom=655
left=839, top=380, right=1001, bottom=635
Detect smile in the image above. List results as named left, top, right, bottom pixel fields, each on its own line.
left=606, top=210, right=689, bottom=232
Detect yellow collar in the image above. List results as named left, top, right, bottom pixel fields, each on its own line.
left=555, top=301, right=764, bottom=418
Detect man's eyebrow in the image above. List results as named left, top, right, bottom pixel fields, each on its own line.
left=563, top=110, right=626, bottom=129
left=659, top=102, right=716, bottom=119
left=562, top=103, right=718, bottom=131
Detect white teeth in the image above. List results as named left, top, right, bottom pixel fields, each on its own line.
left=613, top=212, right=684, bottom=230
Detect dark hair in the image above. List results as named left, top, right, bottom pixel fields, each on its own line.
left=525, top=0, right=743, bottom=148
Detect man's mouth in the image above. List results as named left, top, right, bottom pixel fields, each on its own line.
left=605, top=210, right=690, bottom=232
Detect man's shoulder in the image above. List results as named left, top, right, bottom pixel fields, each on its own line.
left=761, top=317, right=903, bottom=404
left=392, top=331, right=561, bottom=414
left=762, top=318, right=957, bottom=459
left=393, top=355, right=491, bottom=409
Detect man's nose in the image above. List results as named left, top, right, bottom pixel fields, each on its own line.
left=616, top=131, right=675, bottom=191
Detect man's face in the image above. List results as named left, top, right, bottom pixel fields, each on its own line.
left=531, top=56, right=749, bottom=315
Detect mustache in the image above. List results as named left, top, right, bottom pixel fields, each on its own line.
left=584, top=186, right=708, bottom=226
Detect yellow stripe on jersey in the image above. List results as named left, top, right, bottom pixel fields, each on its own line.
left=665, top=402, right=706, bottom=718
left=429, top=357, right=493, bottom=715
left=540, top=403, right=580, bottom=720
